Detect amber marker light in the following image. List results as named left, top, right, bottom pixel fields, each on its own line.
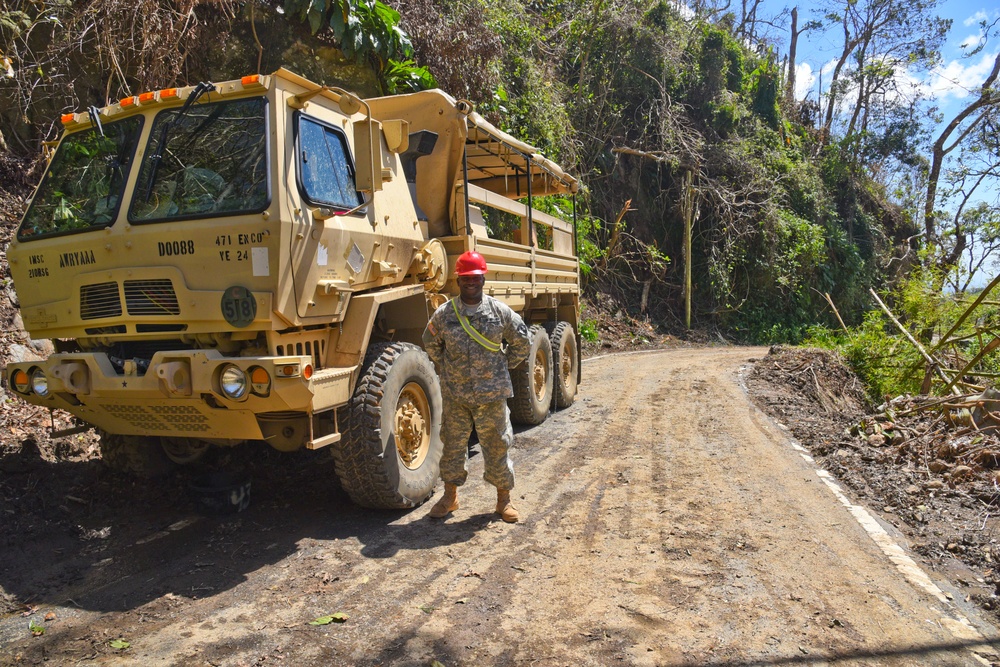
left=303, top=364, right=313, bottom=380
left=250, top=367, right=271, bottom=396
left=138, top=91, right=156, bottom=104
left=159, top=88, right=178, bottom=100
left=275, top=364, right=297, bottom=377
left=11, top=368, right=30, bottom=393
left=60, top=113, right=76, bottom=125
left=119, top=96, right=137, bottom=108
left=241, top=74, right=260, bottom=85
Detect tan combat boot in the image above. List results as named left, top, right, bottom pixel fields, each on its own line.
left=496, top=489, right=519, bottom=523
left=429, top=483, right=459, bottom=518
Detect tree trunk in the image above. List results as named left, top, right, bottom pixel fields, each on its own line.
left=923, top=52, right=1000, bottom=260
left=785, top=7, right=798, bottom=105
left=819, top=11, right=858, bottom=148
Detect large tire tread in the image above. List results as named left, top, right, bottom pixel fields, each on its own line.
left=332, top=342, right=441, bottom=509
left=98, top=431, right=175, bottom=478
left=546, top=321, right=578, bottom=409
left=509, top=325, right=553, bottom=426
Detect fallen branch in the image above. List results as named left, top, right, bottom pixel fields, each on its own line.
left=869, top=289, right=961, bottom=396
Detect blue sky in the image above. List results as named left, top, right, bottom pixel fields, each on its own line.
left=753, top=0, right=999, bottom=285
left=759, top=1, right=1000, bottom=122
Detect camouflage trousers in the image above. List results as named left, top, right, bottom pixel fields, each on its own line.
left=438, top=396, right=515, bottom=491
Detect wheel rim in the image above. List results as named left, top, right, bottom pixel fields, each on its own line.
left=532, top=348, right=549, bottom=402
left=395, top=381, right=431, bottom=470
left=560, top=339, right=574, bottom=387
left=160, top=437, right=209, bottom=465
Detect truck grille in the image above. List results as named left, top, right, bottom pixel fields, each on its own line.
left=80, top=282, right=123, bottom=320
left=80, top=280, right=180, bottom=320
left=124, top=280, right=180, bottom=315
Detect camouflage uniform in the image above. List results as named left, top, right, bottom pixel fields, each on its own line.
left=422, top=294, right=531, bottom=490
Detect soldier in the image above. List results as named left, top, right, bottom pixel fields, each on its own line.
left=422, top=251, right=531, bottom=522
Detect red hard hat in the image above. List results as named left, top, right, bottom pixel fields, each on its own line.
left=454, top=251, right=487, bottom=276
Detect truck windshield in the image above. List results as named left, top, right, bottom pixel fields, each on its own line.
left=130, top=97, right=268, bottom=222
left=17, top=115, right=144, bottom=241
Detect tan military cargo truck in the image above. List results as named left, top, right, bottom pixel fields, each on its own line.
left=3, top=68, right=581, bottom=509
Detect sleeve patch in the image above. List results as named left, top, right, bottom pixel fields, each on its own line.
left=427, top=320, right=438, bottom=336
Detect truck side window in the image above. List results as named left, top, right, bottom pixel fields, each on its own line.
left=296, top=115, right=361, bottom=211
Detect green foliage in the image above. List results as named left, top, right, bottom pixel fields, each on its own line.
left=804, top=312, right=923, bottom=402
left=479, top=0, right=573, bottom=160
left=803, top=266, right=999, bottom=402
left=771, top=211, right=826, bottom=289
left=380, top=59, right=435, bottom=93
left=28, top=619, right=44, bottom=636
left=282, top=0, right=433, bottom=93
left=748, top=54, right=781, bottom=128
left=575, top=213, right=605, bottom=280
left=895, top=264, right=956, bottom=334
left=697, top=25, right=744, bottom=98
left=579, top=318, right=599, bottom=342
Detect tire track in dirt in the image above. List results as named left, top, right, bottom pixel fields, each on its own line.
left=4, top=348, right=1000, bottom=666
left=346, top=358, right=658, bottom=665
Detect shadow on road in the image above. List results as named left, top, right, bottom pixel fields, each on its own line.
left=0, top=438, right=479, bottom=616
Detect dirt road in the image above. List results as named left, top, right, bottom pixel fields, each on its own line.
left=2, top=347, right=999, bottom=666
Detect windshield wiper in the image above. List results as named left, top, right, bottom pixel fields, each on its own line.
left=88, top=106, right=105, bottom=138
left=143, top=81, right=216, bottom=202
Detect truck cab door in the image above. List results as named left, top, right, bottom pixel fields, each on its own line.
left=287, top=112, right=369, bottom=319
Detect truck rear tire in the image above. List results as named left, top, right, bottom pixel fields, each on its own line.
left=509, top=325, right=553, bottom=425
left=547, top=321, right=578, bottom=409
left=333, top=342, right=443, bottom=509
left=98, top=431, right=175, bottom=478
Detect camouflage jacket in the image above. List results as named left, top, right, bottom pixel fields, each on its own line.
left=422, top=294, right=531, bottom=403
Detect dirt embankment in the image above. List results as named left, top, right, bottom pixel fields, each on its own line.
left=747, top=346, right=1000, bottom=625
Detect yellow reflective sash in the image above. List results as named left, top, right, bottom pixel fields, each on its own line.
left=452, top=298, right=501, bottom=352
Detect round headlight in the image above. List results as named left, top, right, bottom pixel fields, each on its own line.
left=31, top=369, right=50, bottom=397
left=220, top=365, right=248, bottom=399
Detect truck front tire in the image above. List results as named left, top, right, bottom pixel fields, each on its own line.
left=509, top=325, right=553, bottom=425
left=334, top=342, right=443, bottom=509
left=98, top=431, right=175, bottom=478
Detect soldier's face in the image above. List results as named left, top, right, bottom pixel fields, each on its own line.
left=457, top=274, right=485, bottom=304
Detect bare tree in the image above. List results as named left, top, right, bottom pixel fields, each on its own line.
left=817, top=0, right=946, bottom=152
left=784, top=7, right=821, bottom=106
left=923, top=49, right=1000, bottom=269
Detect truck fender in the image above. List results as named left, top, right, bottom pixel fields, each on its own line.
left=327, top=284, right=426, bottom=368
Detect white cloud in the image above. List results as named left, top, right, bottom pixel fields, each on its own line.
left=794, top=62, right=816, bottom=101
left=963, top=11, right=989, bottom=27
left=959, top=32, right=981, bottom=50
left=820, top=58, right=839, bottom=78
left=669, top=0, right=694, bottom=20
left=926, top=51, right=1000, bottom=101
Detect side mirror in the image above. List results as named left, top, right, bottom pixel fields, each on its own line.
left=353, top=119, right=383, bottom=193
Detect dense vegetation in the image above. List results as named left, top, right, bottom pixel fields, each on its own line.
left=1, top=0, right=998, bottom=358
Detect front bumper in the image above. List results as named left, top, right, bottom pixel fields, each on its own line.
left=4, top=350, right=354, bottom=439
